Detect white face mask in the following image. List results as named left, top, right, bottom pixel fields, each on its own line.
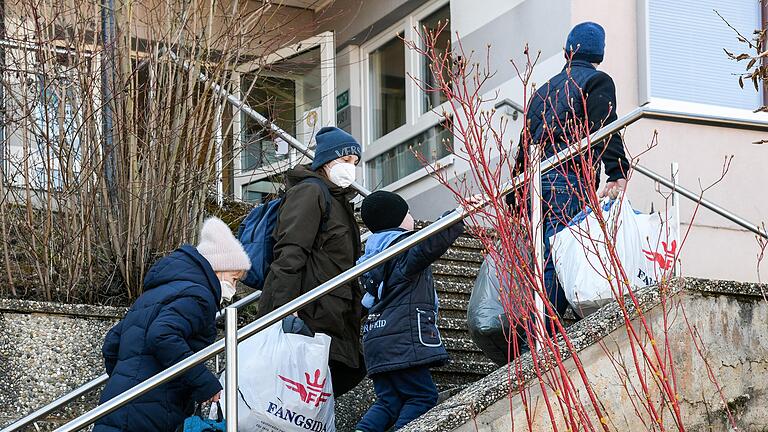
left=220, top=280, right=237, bottom=304
left=328, top=162, right=356, bottom=188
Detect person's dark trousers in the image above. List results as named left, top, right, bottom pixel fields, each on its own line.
left=356, top=366, right=439, bottom=431
left=541, top=171, right=587, bottom=332
left=330, top=356, right=367, bottom=397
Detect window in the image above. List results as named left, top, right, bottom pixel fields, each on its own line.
left=361, top=1, right=452, bottom=190
left=240, top=74, right=296, bottom=171
left=366, top=122, right=452, bottom=188
left=421, top=4, right=451, bottom=113
left=241, top=180, right=280, bottom=204
left=32, top=54, right=84, bottom=190
left=369, top=35, right=406, bottom=140
left=647, top=0, right=761, bottom=110
left=231, top=33, right=335, bottom=202
left=239, top=46, right=326, bottom=174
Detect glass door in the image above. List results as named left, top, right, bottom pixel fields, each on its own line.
left=234, top=32, right=335, bottom=202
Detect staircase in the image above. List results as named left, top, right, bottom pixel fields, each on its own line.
left=431, top=234, right=498, bottom=388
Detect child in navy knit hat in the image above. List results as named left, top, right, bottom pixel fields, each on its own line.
left=355, top=191, right=464, bottom=432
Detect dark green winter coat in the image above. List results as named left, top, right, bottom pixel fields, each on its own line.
left=257, top=164, right=363, bottom=369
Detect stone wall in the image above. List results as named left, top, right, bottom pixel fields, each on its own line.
left=0, top=225, right=493, bottom=432
left=402, top=278, right=768, bottom=432
left=3, top=279, right=766, bottom=431
left=0, top=299, right=123, bottom=430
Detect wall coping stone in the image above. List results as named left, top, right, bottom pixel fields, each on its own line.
left=400, top=277, right=768, bottom=432
left=0, top=298, right=126, bottom=319
left=686, top=277, right=767, bottom=299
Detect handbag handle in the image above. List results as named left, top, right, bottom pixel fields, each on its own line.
left=194, top=402, right=205, bottom=418
left=214, top=401, right=224, bottom=423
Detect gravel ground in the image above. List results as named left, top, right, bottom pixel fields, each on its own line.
left=0, top=300, right=122, bottom=429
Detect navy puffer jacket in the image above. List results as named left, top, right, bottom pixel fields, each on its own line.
left=94, top=245, right=223, bottom=432
left=360, top=218, right=464, bottom=376
left=516, top=60, right=630, bottom=184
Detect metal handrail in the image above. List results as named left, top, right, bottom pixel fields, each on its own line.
left=593, top=105, right=768, bottom=239
left=168, top=51, right=372, bottom=198
left=633, top=163, right=767, bottom=238
left=6, top=104, right=768, bottom=432
left=492, top=101, right=768, bottom=238
left=34, top=104, right=662, bottom=431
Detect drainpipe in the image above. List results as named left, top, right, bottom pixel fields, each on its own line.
left=100, top=0, right=118, bottom=211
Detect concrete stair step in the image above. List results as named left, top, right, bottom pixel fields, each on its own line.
left=439, top=297, right=470, bottom=311
left=444, top=348, right=495, bottom=365
left=440, top=311, right=468, bottom=322
left=437, top=316, right=470, bottom=331
left=436, top=291, right=472, bottom=303
left=432, top=370, right=491, bottom=387
left=440, top=327, right=477, bottom=340
left=442, top=336, right=484, bottom=353
left=435, top=278, right=474, bottom=295
left=447, top=235, right=485, bottom=250
left=439, top=308, right=469, bottom=321
left=440, top=248, right=485, bottom=263
left=439, top=357, right=498, bottom=375
left=433, top=261, right=482, bottom=278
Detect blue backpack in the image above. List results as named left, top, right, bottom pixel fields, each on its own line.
left=237, top=178, right=332, bottom=289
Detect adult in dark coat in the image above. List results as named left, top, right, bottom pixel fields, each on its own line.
left=515, top=21, right=631, bottom=326
left=94, top=217, right=251, bottom=432
left=257, top=126, right=365, bottom=397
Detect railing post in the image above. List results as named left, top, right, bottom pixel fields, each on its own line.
left=225, top=307, right=238, bottom=432
left=671, top=162, right=682, bottom=277
left=530, top=144, right=546, bottom=349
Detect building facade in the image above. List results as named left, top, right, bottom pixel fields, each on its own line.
left=232, top=0, right=767, bottom=282
left=3, top=0, right=766, bottom=283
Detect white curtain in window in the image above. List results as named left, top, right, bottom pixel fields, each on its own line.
left=648, top=0, right=761, bottom=110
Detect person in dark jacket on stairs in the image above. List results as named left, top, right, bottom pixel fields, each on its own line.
left=355, top=191, right=465, bottom=432
left=94, top=217, right=251, bottom=432
left=515, top=21, right=631, bottom=327
left=257, top=126, right=366, bottom=397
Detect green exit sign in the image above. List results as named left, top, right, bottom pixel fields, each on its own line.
left=336, top=90, right=349, bottom=111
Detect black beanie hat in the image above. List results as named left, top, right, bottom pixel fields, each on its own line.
left=504, top=191, right=516, bottom=209
left=361, top=191, right=409, bottom=233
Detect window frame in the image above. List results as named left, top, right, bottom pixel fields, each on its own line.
left=231, top=31, right=336, bottom=201
left=1, top=39, right=98, bottom=191
left=416, top=2, right=452, bottom=115
left=359, top=0, right=451, bottom=189
left=637, top=0, right=763, bottom=113
left=762, top=1, right=768, bottom=107
left=365, top=118, right=455, bottom=190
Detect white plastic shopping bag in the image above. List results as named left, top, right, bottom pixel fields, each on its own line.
left=550, top=195, right=679, bottom=317
left=213, top=321, right=336, bottom=432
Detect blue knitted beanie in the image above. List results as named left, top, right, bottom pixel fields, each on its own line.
left=565, top=22, right=605, bottom=63
left=311, top=126, right=362, bottom=171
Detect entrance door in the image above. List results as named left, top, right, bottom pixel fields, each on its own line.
left=233, top=31, right=336, bottom=203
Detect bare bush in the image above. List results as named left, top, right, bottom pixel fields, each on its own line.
left=0, top=0, right=316, bottom=303
left=407, top=21, right=740, bottom=430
